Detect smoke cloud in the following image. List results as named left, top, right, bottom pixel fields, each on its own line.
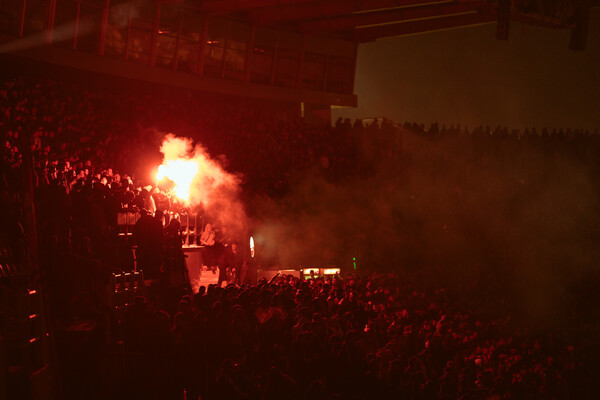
left=250, top=127, right=600, bottom=323
left=158, top=134, right=248, bottom=241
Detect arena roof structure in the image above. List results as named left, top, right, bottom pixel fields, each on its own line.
left=0, top=0, right=597, bottom=122
left=198, top=0, right=498, bottom=41
left=186, top=0, right=596, bottom=44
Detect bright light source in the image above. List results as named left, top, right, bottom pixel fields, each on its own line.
left=156, top=159, right=199, bottom=203
left=302, top=268, right=319, bottom=275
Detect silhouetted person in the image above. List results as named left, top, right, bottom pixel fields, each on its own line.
left=215, top=359, right=248, bottom=400
left=133, top=209, right=163, bottom=279
left=200, top=223, right=217, bottom=272
left=164, top=218, right=191, bottom=291
left=220, top=243, right=245, bottom=286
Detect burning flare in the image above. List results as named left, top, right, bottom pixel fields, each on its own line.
left=155, top=133, right=240, bottom=208
left=155, top=133, right=248, bottom=242
left=157, top=159, right=199, bottom=203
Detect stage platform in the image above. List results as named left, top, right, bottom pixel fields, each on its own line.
left=182, top=245, right=218, bottom=292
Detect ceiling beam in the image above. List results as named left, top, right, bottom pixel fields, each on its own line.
left=510, top=12, right=575, bottom=29
left=248, top=0, right=445, bottom=24
left=353, top=10, right=496, bottom=41
left=299, top=1, right=489, bottom=33
left=199, top=0, right=315, bottom=14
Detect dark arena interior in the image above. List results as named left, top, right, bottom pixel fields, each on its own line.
left=1, top=1, right=600, bottom=399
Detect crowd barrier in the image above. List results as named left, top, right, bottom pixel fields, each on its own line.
left=109, top=271, right=145, bottom=309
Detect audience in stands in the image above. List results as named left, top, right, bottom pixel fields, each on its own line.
left=2, top=74, right=600, bottom=399
left=107, top=271, right=594, bottom=399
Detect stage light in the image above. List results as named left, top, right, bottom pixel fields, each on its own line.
left=302, top=268, right=319, bottom=278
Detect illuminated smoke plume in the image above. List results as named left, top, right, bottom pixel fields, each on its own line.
left=157, top=134, right=248, bottom=241
left=250, top=125, right=599, bottom=325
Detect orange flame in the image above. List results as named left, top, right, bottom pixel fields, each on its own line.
left=156, top=159, right=199, bottom=203
left=156, top=133, right=240, bottom=208
left=155, top=134, right=247, bottom=240
left=156, top=134, right=204, bottom=204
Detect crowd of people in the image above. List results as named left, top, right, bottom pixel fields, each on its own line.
left=2, top=70, right=600, bottom=399
left=0, top=73, right=357, bottom=199
left=83, top=271, right=597, bottom=399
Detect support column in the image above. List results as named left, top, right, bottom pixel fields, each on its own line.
left=19, top=0, right=27, bottom=38
left=196, top=14, right=208, bottom=75
left=349, top=41, right=358, bottom=93
left=73, top=1, right=81, bottom=50
left=124, top=1, right=133, bottom=60
left=173, top=14, right=182, bottom=70
left=150, top=3, right=160, bottom=65
left=322, top=54, right=329, bottom=91
left=47, top=0, right=57, bottom=44
left=220, top=18, right=231, bottom=79
left=244, top=24, right=255, bottom=82
left=296, top=34, right=306, bottom=88
left=99, top=0, right=111, bottom=55
left=270, top=30, right=279, bottom=85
